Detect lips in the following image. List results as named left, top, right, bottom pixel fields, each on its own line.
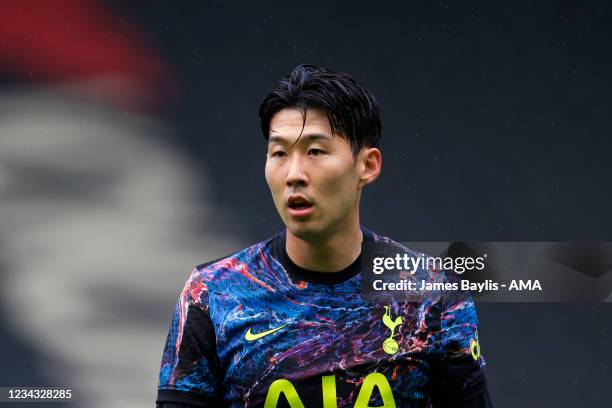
left=286, top=194, right=314, bottom=217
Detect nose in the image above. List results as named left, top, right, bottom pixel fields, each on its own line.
left=285, top=154, right=308, bottom=188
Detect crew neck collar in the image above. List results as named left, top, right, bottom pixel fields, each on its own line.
left=273, top=227, right=374, bottom=285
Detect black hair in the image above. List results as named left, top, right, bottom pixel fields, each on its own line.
left=259, top=64, right=382, bottom=155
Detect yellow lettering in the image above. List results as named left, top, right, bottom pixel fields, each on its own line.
left=354, top=373, right=396, bottom=408
left=264, top=379, right=305, bottom=408
left=322, top=375, right=337, bottom=408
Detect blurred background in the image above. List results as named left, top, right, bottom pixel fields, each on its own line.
left=0, top=1, right=610, bottom=407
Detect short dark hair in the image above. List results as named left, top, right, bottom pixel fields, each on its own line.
left=259, top=64, right=382, bottom=155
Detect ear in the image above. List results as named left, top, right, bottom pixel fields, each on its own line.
left=357, top=147, right=382, bottom=188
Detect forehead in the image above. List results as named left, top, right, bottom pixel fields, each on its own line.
left=268, top=108, right=335, bottom=143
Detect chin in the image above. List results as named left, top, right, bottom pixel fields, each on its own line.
left=286, top=220, right=339, bottom=244
left=286, top=222, right=324, bottom=242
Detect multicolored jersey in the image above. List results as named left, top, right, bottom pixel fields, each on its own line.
left=157, top=229, right=490, bottom=407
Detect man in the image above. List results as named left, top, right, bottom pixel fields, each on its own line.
left=156, top=64, right=492, bottom=407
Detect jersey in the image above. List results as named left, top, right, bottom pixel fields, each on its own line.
left=157, top=228, right=489, bottom=407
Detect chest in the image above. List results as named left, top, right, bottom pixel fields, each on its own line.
left=210, top=287, right=436, bottom=407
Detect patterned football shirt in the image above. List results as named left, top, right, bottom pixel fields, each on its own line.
left=157, top=228, right=488, bottom=407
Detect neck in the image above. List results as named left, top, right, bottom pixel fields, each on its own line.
left=285, top=223, right=363, bottom=272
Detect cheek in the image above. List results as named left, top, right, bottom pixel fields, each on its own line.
left=321, top=169, right=358, bottom=210
left=264, top=166, right=271, bottom=189
left=265, top=165, right=283, bottom=200
left=264, top=163, right=275, bottom=188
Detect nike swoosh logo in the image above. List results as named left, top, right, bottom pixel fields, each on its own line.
left=244, top=324, right=288, bottom=341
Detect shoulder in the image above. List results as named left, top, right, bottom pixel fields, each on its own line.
left=196, top=234, right=277, bottom=274
left=184, top=234, right=280, bottom=294
left=367, top=228, right=426, bottom=258
left=365, top=228, right=449, bottom=282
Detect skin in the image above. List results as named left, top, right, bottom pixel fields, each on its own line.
left=265, top=108, right=382, bottom=272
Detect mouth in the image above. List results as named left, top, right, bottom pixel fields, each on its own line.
left=286, top=195, right=315, bottom=217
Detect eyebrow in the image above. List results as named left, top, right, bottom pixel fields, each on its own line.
left=268, top=133, right=332, bottom=144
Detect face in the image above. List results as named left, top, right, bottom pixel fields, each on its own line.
left=265, top=108, right=379, bottom=242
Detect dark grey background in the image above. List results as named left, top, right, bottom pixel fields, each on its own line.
left=124, top=0, right=612, bottom=242
left=1, top=1, right=610, bottom=406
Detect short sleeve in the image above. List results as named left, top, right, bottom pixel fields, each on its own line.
left=427, top=275, right=489, bottom=404
left=438, top=289, right=483, bottom=364
left=157, top=268, right=223, bottom=407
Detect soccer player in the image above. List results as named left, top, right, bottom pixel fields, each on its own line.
left=156, top=64, right=492, bottom=407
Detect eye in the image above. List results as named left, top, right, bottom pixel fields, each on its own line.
left=270, top=150, right=286, bottom=158
left=308, top=148, right=325, bottom=156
